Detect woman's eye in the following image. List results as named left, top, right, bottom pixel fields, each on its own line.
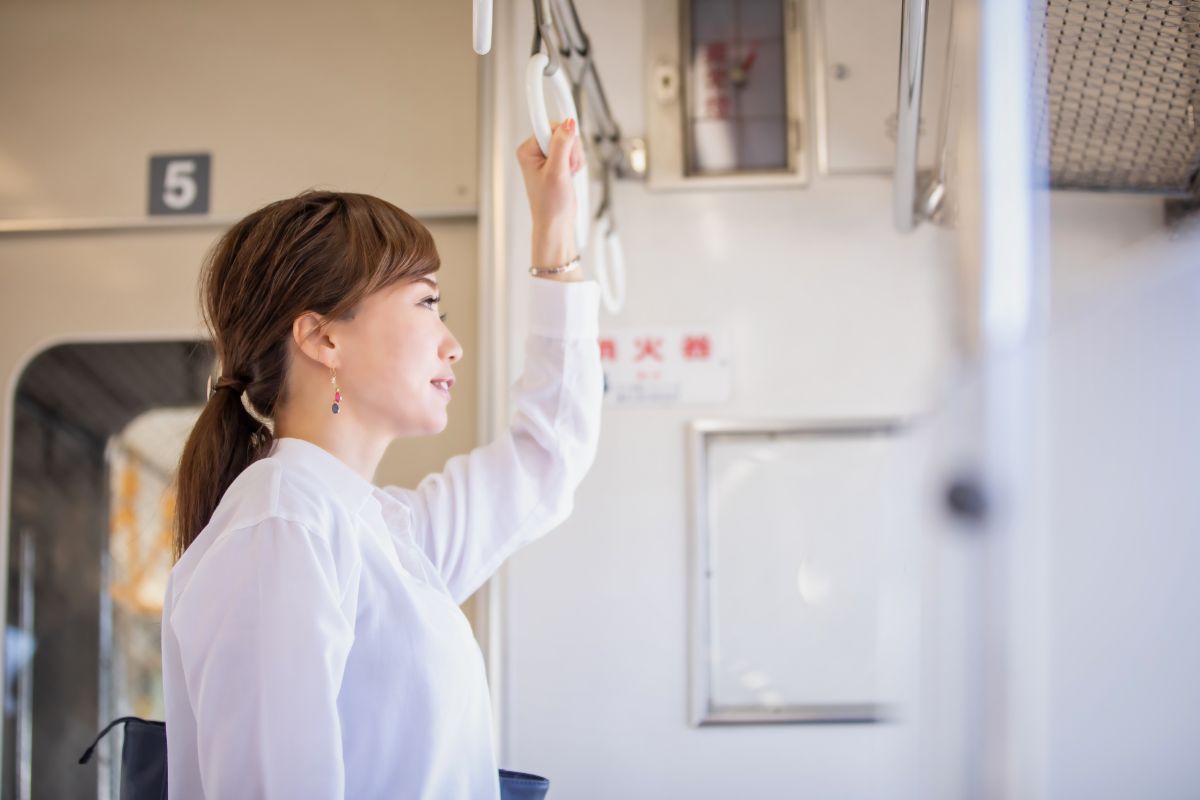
left=421, top=295, right=448, bottom=322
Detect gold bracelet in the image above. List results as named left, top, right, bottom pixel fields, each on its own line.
left=529, top=255, right=581, bottom=277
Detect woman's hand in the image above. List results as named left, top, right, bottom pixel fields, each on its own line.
left=516, top=118, right=586, bottom=272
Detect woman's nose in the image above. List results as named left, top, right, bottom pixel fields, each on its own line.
left=442, top=331, right=463, bottom=363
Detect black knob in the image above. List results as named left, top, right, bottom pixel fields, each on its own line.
left=945, top=473, right=989, bottom=523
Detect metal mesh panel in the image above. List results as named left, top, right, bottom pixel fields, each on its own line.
left=1034, top=0, right=1200, bottom=195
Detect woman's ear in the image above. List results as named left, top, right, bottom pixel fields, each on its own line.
left=292, top=311, right=339, bottom=370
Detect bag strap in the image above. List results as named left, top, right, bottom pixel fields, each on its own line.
left=78, top=716, right=148, bottom=765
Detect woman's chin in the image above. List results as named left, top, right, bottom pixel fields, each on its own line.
left=393, top=412, right=449, bottom=438
left=424, top=412, right=450, bottom=436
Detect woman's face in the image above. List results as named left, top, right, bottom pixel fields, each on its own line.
left=336, top=274, right=462, bottom=437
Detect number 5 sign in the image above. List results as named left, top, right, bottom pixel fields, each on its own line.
left=148, top=154, right=211, bottom=215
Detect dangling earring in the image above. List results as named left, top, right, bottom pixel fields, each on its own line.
left=330, top=367, right=342, bottom=415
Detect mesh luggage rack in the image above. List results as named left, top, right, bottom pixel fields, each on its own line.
left=1034, top=0, right=1200, bottom=195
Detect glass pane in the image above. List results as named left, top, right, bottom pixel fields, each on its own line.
left=694, top=423, right=919, bottom=723
left=105, top=408, right=201, bottom=727
left=686, top=0, right=789, bottom=175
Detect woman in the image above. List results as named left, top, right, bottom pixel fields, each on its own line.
left=161, top=118, right=601, bottom=799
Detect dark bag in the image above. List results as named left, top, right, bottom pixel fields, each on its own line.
left=81, top=716, right=550, bottom=799
left=79, top=717, right=166, bottom=800
left=496, top=769, right=551, bottom=800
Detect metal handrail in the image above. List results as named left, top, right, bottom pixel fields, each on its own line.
left=894, top=0, right=930, bottom=232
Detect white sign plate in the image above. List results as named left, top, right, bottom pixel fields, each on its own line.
left=600, top=326, right=733, bottom=405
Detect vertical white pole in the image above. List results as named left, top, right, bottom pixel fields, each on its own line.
left=476, top=0, right=512, bottom=766
left=976, top=0, right=1049, bottom=797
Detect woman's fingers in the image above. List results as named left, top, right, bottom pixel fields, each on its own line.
left=569, top=131, right=585, bottom=175
left=516, top=120, right=563, bottom=165
left=515, top=118, right=582, bottom=233
left=515, top=133, right=546, bottom=170
left=516, top=120, right=582, bottom=175
left=546, top=118, right=576, bottom=175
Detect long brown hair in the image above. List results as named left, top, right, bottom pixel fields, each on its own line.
left=172, top=190, right=440, bottom=560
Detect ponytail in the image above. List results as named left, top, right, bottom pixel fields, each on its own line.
left=173, top=386, right=272, bottom=560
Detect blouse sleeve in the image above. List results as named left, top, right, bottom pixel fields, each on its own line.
left=168, top=515, right=358, bottom=799
left=380, top=278, right=603, bottom=604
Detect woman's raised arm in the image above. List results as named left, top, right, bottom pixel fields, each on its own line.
left=379, top=277, right=602, bottom=604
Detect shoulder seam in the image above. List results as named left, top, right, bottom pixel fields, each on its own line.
left=211, top=463, right=331, bottom=543
left=218, top=512, right=328, bottom=543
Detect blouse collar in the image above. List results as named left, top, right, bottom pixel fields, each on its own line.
left=268, top=436, right=378, bottom=514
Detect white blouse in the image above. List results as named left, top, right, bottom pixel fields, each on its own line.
left=161, top=278, right=603, bottom=799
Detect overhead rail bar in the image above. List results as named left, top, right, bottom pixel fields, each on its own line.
left=0, top=207, right=478, bottom=237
